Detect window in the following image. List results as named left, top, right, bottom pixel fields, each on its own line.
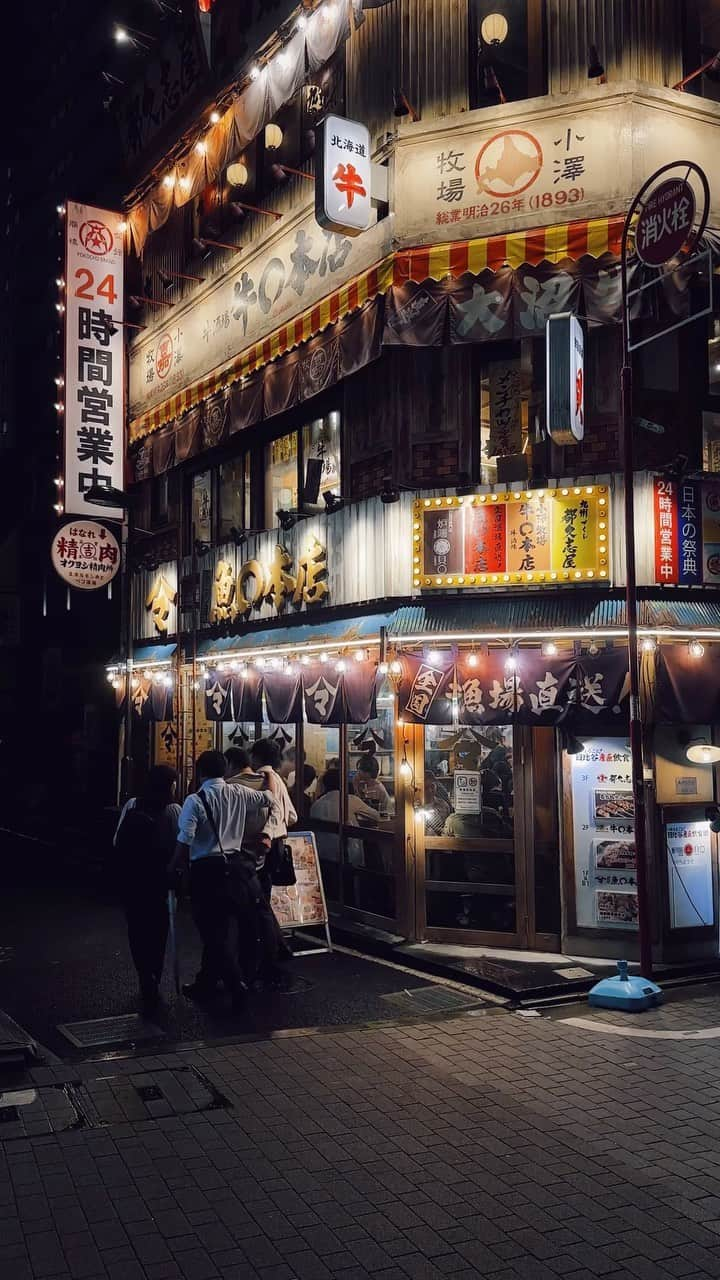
left=265, top=432, right=298, bottom=523
left=192, top=471, right=213, bottom=543
left=703, top=412, right=720, bottom=473
left=151, top=473, right=170, bottom=527
left=303, top=410, right=341, bottom=500
left=469, top=1, right=546, bottom=108
left=218, top=455, right=250, bottom=541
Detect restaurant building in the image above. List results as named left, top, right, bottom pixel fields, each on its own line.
left=108, top=0, right=720, bottom=965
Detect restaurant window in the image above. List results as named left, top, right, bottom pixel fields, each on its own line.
left=479, top=342, right=535, bottom=485
left=343, top=683, right=397, bottom=918
left=218, top=455, right=250, bottom=541
left=191, top=470, right=213, bottom=544
left=469, top=0, right=546, bottom=108
left=303, top=410, right=341, bottom=500
left=265, top=432, right=298, bottom=525
left=424, top=724, right=516, bottom=933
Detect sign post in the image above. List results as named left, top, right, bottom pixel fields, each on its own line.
left=620, top=162, right=709, bottom=979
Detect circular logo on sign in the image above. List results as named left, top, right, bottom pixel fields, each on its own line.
left=475, top=129, right=543, bottom=198
left=635, top=178, right=696, bottom=267
left=707, top=552, right=720, bottom=578
left=79, top=220, right=114, bottom=256
left=706, top=491, right=720, bottom=513
left=684, top=843, right=693, bottom=856
left=433, top=537, right=451, bottom=556
left=155, top=333, right=173, bottom=380
left=51, top=520, right=121, bottom=592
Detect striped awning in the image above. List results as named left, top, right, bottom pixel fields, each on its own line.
left=129, top=214, right=623, bottom=442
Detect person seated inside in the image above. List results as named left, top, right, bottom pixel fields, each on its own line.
left=310, top=767, right=379, bottom=869
left=353, top=753, right=393, bottom=815
left=423, top=777, right=452, bottom=835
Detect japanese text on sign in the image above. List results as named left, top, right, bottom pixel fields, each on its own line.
left=414, top=488, right=610, bottom=590
left=316, top=114, right=372, bottom=237
left=63, top=203, right=125, bottom=519
left=653, top=476, right=720, bottom=586
left=51, top=520, right=120, bottom=592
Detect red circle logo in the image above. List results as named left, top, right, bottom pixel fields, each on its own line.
left=684, top=843, right=693, bottom=856
left=635, top=178, right=696, bottom=267
left=155, top=333, right=173, bottom=380
left=79, top=220, right=114, bottom=256
left=475, top=129, right=543, bottom=198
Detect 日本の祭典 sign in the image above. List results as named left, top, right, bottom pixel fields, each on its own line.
left=315, top=114, right=372, bottom=236
left=63, top=202, right=126, bottom=519
left=51, top=519, right=120, bottom=591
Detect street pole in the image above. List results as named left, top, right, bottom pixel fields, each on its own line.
left=120, top=518, right=133, bottom=804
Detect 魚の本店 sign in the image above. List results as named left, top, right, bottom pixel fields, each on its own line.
left=413, top=488, right=610, bottom=590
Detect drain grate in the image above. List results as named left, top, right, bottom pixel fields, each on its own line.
left=0, top=1087, right=82, bottom=1141
left=381, top=985, right=485, bottom=1014
left=57, top=1013, right=165, bottom=1049
left=73, top=1067, right=229, bottom=1126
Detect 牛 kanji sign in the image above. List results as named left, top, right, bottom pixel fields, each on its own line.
left=413, top=488, right=610, bottom=590
left=63, top=202, right=125, bottom=519
left=51, top=520, right=120, bottom=591
left=653, top=475, right=720, bottom=586
left=546, top=312, right=584, bottom=444
left=316, top=114, right=372, bottom=236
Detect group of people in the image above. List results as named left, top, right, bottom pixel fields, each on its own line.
left=114, top=739, right=297, bottom=1014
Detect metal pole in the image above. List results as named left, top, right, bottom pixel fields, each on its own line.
left=621, top=232, right=653, bottom=978
left=120, top=519, right=134, bottom=804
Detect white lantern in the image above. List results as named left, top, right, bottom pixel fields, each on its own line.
left=480, top=12, right=509, bottom=44
left=226, top=161, right=249, bottom=187
left=264, top=123, right=284, bottom=152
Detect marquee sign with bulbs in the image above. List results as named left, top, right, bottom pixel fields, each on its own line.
left=412, top=487, right=610, bottom=592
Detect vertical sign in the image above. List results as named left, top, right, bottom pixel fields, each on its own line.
left=315, top=114, right=372, bottom=236
left=488, top=360, right=522, bottom=457
left=64, top=202, right=125, bottom=519
left=666, top=820, right=713, bottom=929
left=653, top=477, right=677, bottom=584
left=547, top=312, right=585, bottom=444
left=677, top=480, right=701, bottom=586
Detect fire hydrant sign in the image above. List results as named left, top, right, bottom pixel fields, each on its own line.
left=63, top=202, right=125, bottom=518
left=315, top=114, right=371, bottom=236
left=51, top=519, right=120, bottom=591
left=635, top=178, right=695, bottom=267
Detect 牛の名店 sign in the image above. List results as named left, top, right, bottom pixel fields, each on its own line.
left=315, top=115, right=372, bottom=236
left=546, top=312, right=584, bottom=444
left=413, top=488, right=610, bottom=590
left=63, top=202, right=125, bottom=519
left=653, top=475, right=720, bottom=586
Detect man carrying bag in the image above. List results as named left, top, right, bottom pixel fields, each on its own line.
left=170, top=751, right=282, bottom=1011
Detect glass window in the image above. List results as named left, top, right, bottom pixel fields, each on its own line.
left=303, top=410, right=342, bottom=500
left=342, top=686, right=397, bottom=919
left=424, top=725, right=516, bottom=933
left=265, top=432, right=298, bottom=526
left=708, top=332, right=720, bottom=397
left=192, top=471, right=213, bottom=543
left=219, top=456, right=249, bottom=541
left=703, top=412, right=720, bottom=473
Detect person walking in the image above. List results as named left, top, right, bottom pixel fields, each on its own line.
left=170, top=750, right=282, bottom=1011
left=114, top=765, right=181, bottom=1013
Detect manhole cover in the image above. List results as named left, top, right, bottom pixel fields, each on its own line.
left=0, top=1086, right=81, bottom=1141
left=73, top=1068, right=229, bottom=1126
left=57, top=1013, right=165, bottom=1049
left=381, top=986, right=484, bottom=1014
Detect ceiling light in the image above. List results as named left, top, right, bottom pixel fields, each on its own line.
left=505, top=654, right=517, bottom=672
left=687, top=742, right=720, bottom=765
left=297, top=13, right=308, bottom=30
left=209, top=110, right=221, bottom=124
left=114, top=25, right=129, bottom=43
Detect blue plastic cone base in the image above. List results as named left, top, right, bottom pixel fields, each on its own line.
left=588, top=959, right=663, bottom=1011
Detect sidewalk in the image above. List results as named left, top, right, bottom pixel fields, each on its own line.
left=3, top=988, right=720, bottom=1279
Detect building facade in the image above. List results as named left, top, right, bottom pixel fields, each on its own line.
left=111, top=0, right=720, bottom=963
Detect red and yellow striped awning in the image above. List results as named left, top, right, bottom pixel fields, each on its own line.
left=129, top=214, right=623, bottom=443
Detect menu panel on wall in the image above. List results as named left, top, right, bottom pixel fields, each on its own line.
left=665, top=820, right=714, bottom=930
left=569, top=737, right=637, bottom=930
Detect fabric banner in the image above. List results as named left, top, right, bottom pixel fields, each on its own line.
left=343, top=660, right=379, bottom=724
left=487, top=360, right=522, bottom=457
left=130, top=678, right=174, bottom=723
left=397, top=655, right=456, bottom=725
left=263, top=669, right=303, bottom=724
left=229, top=670, right=263, bottom=723
left=204, top=676, right=233, bottom=722
left=570, top=648, right=630, bottom=733
left=514, top=651, right=578, bottom=725
left=201, top=391, right=230, bottom=451
left=383, top=281, right=448, bottom=347
left=656, top=645, right=720, bottom=724
left=303, top=667, right=345, bottom=725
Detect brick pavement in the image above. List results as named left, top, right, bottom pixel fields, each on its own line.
left=3, top=989, right=720, bottom=1279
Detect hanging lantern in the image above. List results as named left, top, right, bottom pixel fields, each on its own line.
left=480, top=13, right=509, bottom=44
left=226, top=161, right=249, bottom=186
left=264, top=123, right=284, bottom=152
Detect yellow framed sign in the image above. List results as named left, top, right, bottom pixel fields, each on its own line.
left=412, top=486, right=610, bottom=590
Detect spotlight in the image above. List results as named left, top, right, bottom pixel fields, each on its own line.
left=323, top=490, right=344, bottom=514
left=392, top=88, right=419, bottom=121
left=277, top=509, right=300, bottom=532
left=399, top=758, right=413, bottom=780
left=209, top=110, right=221, bottom=124
left=587, top=44, right=605, bottom=79
left=380, top=479, right=400, bottom=504
left=427, top=649, right=442, bottom=665
left=505, top=654, right=517, bottom=672
left=542, top=641, right=558, bottom=657
left=466, top=652, right=479, bottom=668
left=689, top=640, right=705, bottom=658
left=641, top=637, right=657, bottom=653
left=566, top=735, right=585, bottom=756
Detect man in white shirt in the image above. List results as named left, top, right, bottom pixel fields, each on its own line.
left=171, top=750, right=281, bottom=1010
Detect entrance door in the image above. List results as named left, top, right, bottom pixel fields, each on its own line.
left=416, top=725, right=560, bottom=949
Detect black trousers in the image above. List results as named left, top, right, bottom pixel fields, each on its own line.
left=124, top=894, right=168, bottom=988
left=190, top=858, right=258, bottom=998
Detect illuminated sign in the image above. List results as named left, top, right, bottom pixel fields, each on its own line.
left=547, top=312, right=584, bottom=444
left=412, top=487, right=610, bottom=590
left=316, top=114, right=372, bottom=237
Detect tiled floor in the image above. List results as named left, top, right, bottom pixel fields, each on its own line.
left=3, top=989, right=720, bottom=1278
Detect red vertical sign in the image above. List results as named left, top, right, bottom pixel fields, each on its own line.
left=653, top=476, right=677, bottom=584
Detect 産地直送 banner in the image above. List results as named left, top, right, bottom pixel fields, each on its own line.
left=413, top=486, right=610, bottom=590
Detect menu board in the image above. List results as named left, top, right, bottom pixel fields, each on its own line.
left=569, top=737, right=637, bottom=930
left=271, top=831, right=328, bottom=929
left=414, top=486, right=610, bottom=591
left=666, top=820, right=714, bottom=930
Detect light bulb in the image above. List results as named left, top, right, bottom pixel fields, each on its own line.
left=143, top=669, right=152, bottom=680
left=390, top=659, right=402, bottom=675
left=399, top=759, right=412, bottom=780
left=106, top=671, right=115, bottom=683
left=56, top=204, right=66, bottom=216
left=378, top=661, right=389, bottom=675
left=163, top=675, right=173, bottom=688
left=118, top=220, right=127, bottom=233
left=56, top=277, right=64, bottom=289
left=320, top=650, right=329, bottom=663
left=542, top=642, right=557, bottom=657
left=354, top=649, right=366, bottom=662
left=163, top=173, right=175, bottom=189
left=209, top=110, right=221, bottom=124
left=195, top=141, right=207, bottom=156
left=336, top=659, right=347, bottom=673
left=297, top=12, right=307, bottom=29
left=689, top=640, right=705, bottom=658
left=466, top=653, right=478, bottom=668
left=240, top=665, right=249, bottom=679
left=505, top=655, right=517, bottom=671
left=249, top=64, right=260, bottom=80
left=427, top=649, right=442, bottom=664
left=641, top=637, right=656, bottom=652
left=112, top=677, right=121, bottom=689
left=301, top=655, right=311, bottom=666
